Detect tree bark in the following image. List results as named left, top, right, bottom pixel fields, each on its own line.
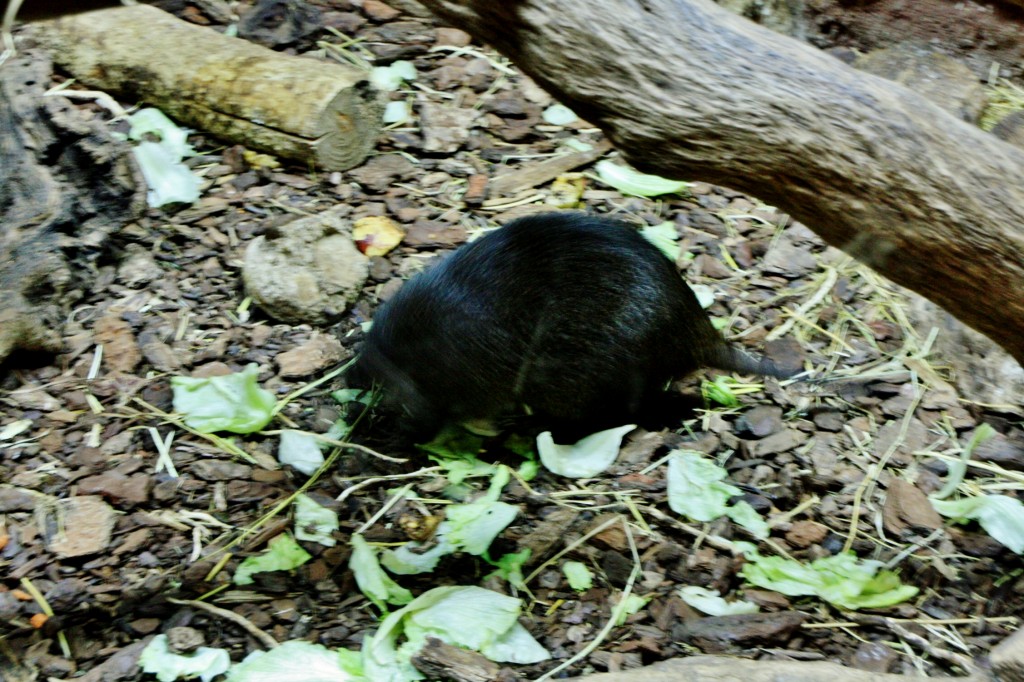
left=416, top=0, right=1024, bottom=366
left=0, top=52, right=143, bottom=363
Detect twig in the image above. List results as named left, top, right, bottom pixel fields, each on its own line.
left=766, top=266, right=839, bottom=341
left=270, top=360, right=353, bottom=417
left=534, top=519, right=641, bottom=681
left=850, top=615, right=979, bottom=675
left=19, top=577, right=71, bottom=657
left=522, top=514, right=621, bottom=586
left=167, top=598, right=278, bottom=650
left=149, top=427, right=178, bottom=477
left=336, top=467, right=443, bottom=504
left=355, top=483, right=414, bottom=535
left=802, top=616, right=1017, bottom=629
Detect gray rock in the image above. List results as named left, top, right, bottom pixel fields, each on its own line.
left=850, top=642, right=898, bottom=674
left=972, top=430, right=1024, bottom=471
left=906, top=293, right=1024, bottom=411
left=404, top=220, right=468, bottom=248
left=243, top=206, right=369, bottom=325
left=741, top=428, right=808, bottom=458
left=872, top=418, right=929, bottom=465
left=419, top=103, right=478, bottom=153
left=191, top=460, right=253, bottom=481
left=276, top=333, right=347, bottom=378
left=812, top=411, right=845, bottom=432
left=0, top=486, right=38, bottom=512
left=737, top=405, right=783, bottom=438
left=348, top=153, right=416, bottom=192
left=761, top=240, right=817, bottom=277
left=77, top=471, right=151, bottom=505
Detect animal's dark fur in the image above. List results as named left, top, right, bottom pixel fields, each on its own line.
left=351, top=212, right=792, bottom=438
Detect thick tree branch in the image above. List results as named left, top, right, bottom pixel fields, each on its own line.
left=418, top=0, right=1024, bottom=366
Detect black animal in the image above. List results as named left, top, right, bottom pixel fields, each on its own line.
left=352, top=212, right=794, bottom=439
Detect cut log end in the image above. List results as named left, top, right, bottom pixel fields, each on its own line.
left=314, top=85, right=385, bottom=171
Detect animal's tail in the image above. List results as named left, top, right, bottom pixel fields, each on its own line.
left=705, top=345, right=800, bottom=379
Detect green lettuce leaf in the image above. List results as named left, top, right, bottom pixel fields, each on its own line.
left=562, top=561, right=593, bottom=592
left=639, top=221, right=682, bottom=262
left=932, top=494, right=1024, bottom=554
left=350, top=534, right=414, bottom=611
left=740, top=551, right=918, bottom=610
left=362, top=586, right=549, bottom=682
left=139, top=634, right=230, bottom=682
left=278, top=430, right=325, bottom=475
left=225, top=640, right=363, bottom=682
left=537, top=424, right=635, bottom=478
left=234, top=533, right=312, bottom=586
left=594, top=160, right=689, bottom=197
left=171, top=364, right=275, bottom=434
left=678, top=586, right=759, bottom=616
left=666, top=450, right=742, bottom=522
left=294, top=494, right=339, bottom=547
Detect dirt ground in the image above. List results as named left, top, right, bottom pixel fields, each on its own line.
left=1, top=1, right=1023, bottom=680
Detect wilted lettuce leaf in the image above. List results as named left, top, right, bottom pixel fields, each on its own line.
left=350, top=534, right=414, bottom=611
left=667, top=451, right=769, bottom=538
left=485, top=549, right=531, bottom=589
left=369, top=61, right=417, bottom=91
left=294, top=494, right=339, bottom=547
left=541, top=103, right=578, bottom=125
left=362, top=585, right=549, bottom=682
left=679, top=586, right=759, bottom=616
left=666, top=450, right=742, bottom=521
left=380, top=531, right=454, bottom=575
left=444, top=465, right=516, bottom=554
left=383, top=100, right=410, bottom=125
left=234, top=533, right=312, bottom=586
left=614, top=593, right=649, bottom=626
left=639, top=221, right=682, bottom=262
left=129, top=108, right=194, bottom=156
left=225, top=640, right=362, bottom=682
left=381, top=468, right=517, bottom=573
left=726, top=500, right=770, bottom=540
left=445, top=500, right=519, bottom=555
left=562, top=561, right=593, bottom=592
left=740, top=551, right=918, bottom=610
left=537, top=424, right=636, bottom=478
left=139, top=634, right=230, bottom=682
left=689, top=283, right=716, bottom=309
left=932, top=494, right=1024, bottom=554
left=278, top=430, right=325, bottom=475
left=133, top=142, right=202, bottom=207
left=171, top=364, right=275, bottom=434
left=127, top=108, right=201, bottom=208
left=595, top=160, right=689, bottom=197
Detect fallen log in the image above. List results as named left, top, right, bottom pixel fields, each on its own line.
left=33, top=5, right=383, bottom=171
left=417, top=0, right=1024, bottom=369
